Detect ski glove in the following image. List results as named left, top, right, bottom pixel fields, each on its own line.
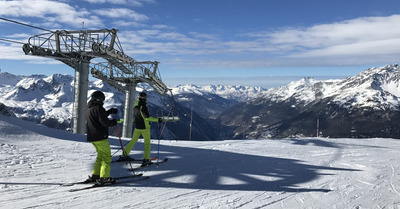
left=107, top=108, right=118, bottom=115
left=158, top=117, right=163, bottom=123
left=110, top=119, right=117, bottom=127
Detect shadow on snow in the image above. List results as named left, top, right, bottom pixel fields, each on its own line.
left=109, top=138, right=361, bottom=193
left=0, top=115, right=363, bottom=193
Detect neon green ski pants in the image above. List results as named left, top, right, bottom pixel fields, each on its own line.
left=91, top=139, right=112, bottom=178
left=124, top=128, right=151, bottom=159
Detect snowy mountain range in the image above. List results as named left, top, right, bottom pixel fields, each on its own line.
left=219, top=64, right=400, bottom=139
left=1, top=64, right=400, bottom=139
left=0, top=72, right=265, bottom=140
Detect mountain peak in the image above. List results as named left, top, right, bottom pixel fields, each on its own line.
left=220, top=64, right=400, bottom=139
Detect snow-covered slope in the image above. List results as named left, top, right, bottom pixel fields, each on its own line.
left=262, top=64, right=400, bottom=109
left=1, top=114, right=400, bottom=208
left=0, top=74, right=74, bottom=129
left=171, top=84, right=266, bottom=102
left=170, top=84, right=267, bottom=120
left=0, top=72, right=21, bottom=86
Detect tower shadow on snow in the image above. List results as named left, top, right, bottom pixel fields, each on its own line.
left=109, top=138, right=361, bottom=193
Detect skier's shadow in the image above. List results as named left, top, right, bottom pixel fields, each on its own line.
left=110, top=139, right=360, bottom=193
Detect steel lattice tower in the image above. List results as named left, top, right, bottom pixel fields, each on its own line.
left=23, top=29, right=169, bottom=137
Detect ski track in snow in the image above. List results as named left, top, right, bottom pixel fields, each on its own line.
left=1, top=115, right=400, bottom=208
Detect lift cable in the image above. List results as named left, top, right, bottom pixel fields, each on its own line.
left=0, top=17, right=54, bottom=33
left=0, top=17, right=54, bottom=45
left=0, top=38, right=25, bottom=45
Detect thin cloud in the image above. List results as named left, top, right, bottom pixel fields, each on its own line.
left=92, top=8, right=148, bottom=21
left=83, top=0, right=126, bottom=4
left=82, top=0, right=156, bottom=6
left=265, top=14, right=400, bottom=56
left=111, top=20, right=147, bottom=27
left=0, top=0, right=103, bottom=28
left=152, top=24, right=175, bottom=30
left=121, top=15, right=400, bottom=59
left=189, top=32, right=218, bottom=40
left=0, top=43, right=37, bottom=60
left=291, top=38, right=400, bottom=58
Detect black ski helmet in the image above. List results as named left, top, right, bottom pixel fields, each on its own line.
left=138, top=92, right=147, bottom=99
left=91, top=90, right=105, bottom=101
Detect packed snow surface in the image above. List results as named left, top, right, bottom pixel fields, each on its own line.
left=1, top=115, right=400, bottom=208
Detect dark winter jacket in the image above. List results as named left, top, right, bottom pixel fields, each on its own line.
left=134, top=99, right=158, bottom=129
left=86, top=99, right=116, bottom=142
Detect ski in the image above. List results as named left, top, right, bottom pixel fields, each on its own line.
left=61, top=173, right=143, bottom=187
left=68, top=176, right=150, bottom=192
left=130, top=158, right=169, bottom=171
left=145, top=157, right=168, bottom=166
left=60, top=181, right=88, bottom=187
left=111, top=158, right=168, bottom=172
left=160, top=116, right=180, bottom=122
left=112, top=156, right=158, bottom=163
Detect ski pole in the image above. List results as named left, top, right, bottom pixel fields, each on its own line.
left=111, top=140, right=131, bottom=157
left=111, top=118, right=127, bottom=156
left=115, top=126, right=136, bottom=174
left=157, top=121, right=161, bottom=163
left=115, top=126, right=127, bottom=156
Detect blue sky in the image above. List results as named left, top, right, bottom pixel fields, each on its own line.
left=0, top=0, right=399, bottom=87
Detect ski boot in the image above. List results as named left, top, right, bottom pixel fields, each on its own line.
left=118, top=155, right=133, bottom=162
left=96, top=177, right=117, bottom=186
left=141, top=159, right=153, bottom=167
left=83, top=174, right=100, bottom=183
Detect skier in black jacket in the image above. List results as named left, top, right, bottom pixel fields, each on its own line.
left=85, top=90, right=118, bottom=185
